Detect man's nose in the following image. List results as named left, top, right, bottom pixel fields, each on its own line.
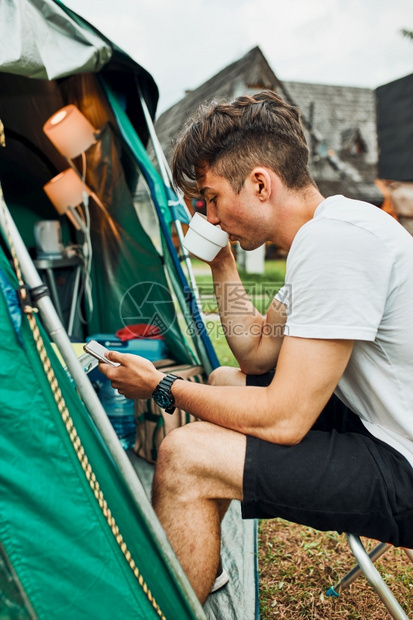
left=206, top=205, right=220, bottom=225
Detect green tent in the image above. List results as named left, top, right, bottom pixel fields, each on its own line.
left=0, top=243, right=205, bottom=619
left=0, top=1, right=258, bottom=618
left=0, top=0, right=218, bottom=373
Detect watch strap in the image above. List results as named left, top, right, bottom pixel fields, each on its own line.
left=153, top=373, right=183, bottom=414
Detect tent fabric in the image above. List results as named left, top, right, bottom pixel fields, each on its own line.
left=0, top=72, right=71, bottom=249
left=0, top=69, right=194, bottom=363
left=0, top=0, right=159, bottom=156
left=102, top=78, right=220, bottom=373
left=99, top=78, right=184, bottom=230
left=0, top=0, right=112, bottom=80
left=71, top=105, right=194, bottom=364
left=0, top=59, right=194, bottom=364
left=0, top=0, right=203, bottom=366
left=0, top=246, right=205, bottom=620
left=0, top=0, right=203, bottom=369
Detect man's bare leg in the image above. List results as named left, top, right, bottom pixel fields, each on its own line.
left=207, top=365, right=247, bottom=387
left=152, top=420, right=247, bottom=603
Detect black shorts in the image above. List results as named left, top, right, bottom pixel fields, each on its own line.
left=242, top=371, right=413, bottom=548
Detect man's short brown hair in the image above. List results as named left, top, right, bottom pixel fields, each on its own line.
left=171, top=90, right=315, bottom=198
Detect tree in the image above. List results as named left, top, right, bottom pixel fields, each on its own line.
left=401, top=29, right=413, bottom=40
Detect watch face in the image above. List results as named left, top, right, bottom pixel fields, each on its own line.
left=153, top=387, right=173, bottom=408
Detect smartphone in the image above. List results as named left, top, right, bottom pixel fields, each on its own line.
left=83, top=340, right=120, bottom=367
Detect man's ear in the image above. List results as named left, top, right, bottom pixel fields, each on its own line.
left=249, top=167, right=272, bottom=201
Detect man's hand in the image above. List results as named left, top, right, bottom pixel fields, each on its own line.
left=207, top=241, right=233, bottom=267
left=98, top=351, right=165, bottom=400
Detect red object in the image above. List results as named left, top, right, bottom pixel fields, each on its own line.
left=116, top=324, right=164, bottom=342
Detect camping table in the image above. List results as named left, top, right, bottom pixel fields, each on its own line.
left=34, top=255, right=83, bottom=337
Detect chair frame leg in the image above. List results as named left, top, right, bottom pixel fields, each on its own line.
left=327, top=534, right=409, bottom=620
left=327, top=540, right=389, bottom=596
left=403, top=547, right=413, bottom=564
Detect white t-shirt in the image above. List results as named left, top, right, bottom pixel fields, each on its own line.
left=275, top=195, right=413, bottom=466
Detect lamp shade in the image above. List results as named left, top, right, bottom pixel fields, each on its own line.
left=43, top=105, right=96, bottom=159
left=43, top=168, right=90, bottom=214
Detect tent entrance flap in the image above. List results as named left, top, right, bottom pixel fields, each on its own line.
left=0, top=236, right=206, bottom=619
left=101, top=77, right=220, bottom=373
left=0, top=67, right=194, bottom=364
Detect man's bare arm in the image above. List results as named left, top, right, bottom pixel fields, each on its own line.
left=101, top=337, right=354, bottom=445
left=210, top=246, right=286, bottom=374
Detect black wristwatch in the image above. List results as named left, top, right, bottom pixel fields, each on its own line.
left=152, top=373, right=183, bottom=414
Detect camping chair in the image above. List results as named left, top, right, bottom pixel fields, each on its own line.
left=326, top=533, right=413, bottom=619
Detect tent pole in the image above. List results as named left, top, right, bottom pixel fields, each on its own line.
left=0, top=191, right=206, bottom=619
left=137, top=90, right=201, bottom=305
left=137, top=90, right=222, bottom=374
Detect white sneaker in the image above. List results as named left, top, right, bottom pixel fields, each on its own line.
left=210, top=569, right=229, bottom=593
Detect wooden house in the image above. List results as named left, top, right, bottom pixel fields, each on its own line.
left=155, top=46, right=383, bottom=208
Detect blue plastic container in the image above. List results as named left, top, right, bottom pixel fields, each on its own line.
left=97, top=379, right=136, bottom=451
left=87, top=333, right=169, bottom=449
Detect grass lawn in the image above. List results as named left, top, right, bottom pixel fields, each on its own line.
left=192, top=258, right=413, bottom=619
left=193, top=257, right=286, bottom=362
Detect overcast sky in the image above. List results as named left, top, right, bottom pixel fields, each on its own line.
left=64, top=0, right=413, bottom=114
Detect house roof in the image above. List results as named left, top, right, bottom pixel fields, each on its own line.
left=282, top=81, right=378, bottom=164
left=155, top=46, right=286, bottom=160
left=155, top=46, right=383, bottom=206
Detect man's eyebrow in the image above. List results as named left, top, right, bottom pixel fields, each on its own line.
left=199, top=186, right=211, bottom=197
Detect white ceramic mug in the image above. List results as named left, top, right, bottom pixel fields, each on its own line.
left=183, top=213, right=229, bottom=261
left=33, top=220, right=63, bottom=257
